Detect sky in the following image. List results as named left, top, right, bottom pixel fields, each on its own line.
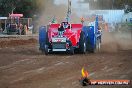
left=54, top=0, right=84, bottom=6
left=54, top=0, right=88, bottom=10
left=54, top=0, right=89, bottom=16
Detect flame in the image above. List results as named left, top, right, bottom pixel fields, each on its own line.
left=81, top=67, right=89, bottom=78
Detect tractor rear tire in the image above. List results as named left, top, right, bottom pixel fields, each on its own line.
left=79, top=32, right=86, bottom=54
left=44, top=32, right=49, bottom=55
left=44, top=45, right=49, bottom=55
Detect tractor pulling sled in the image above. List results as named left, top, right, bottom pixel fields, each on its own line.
left=39, top=0, right=102, bottom=55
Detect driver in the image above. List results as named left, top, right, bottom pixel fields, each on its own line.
left=58, top=23, right=64, bottom=31
left=58, top=22, right=69, bottom=36
left=63, top=22, right=69, bottom=29
left=58, top=22, right=69, bottom=31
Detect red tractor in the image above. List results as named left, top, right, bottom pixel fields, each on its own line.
left=6, top=14, right=25, bottom=35
left=40, top=22, right=87, bottom=55
left=6, top=13, right=32, bottom=35
left=39, top=0, right=102, bottom=55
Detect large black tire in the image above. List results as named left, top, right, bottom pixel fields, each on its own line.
left=44, top=45, right=49, bottom=55
left=79, top=31, right=86, bottom=54
left=44, top=32, right=49, bottom=55
left=70, top=46, right=74, bottom=55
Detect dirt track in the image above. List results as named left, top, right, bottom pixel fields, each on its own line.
left=0, top=31, right=132, bottom=88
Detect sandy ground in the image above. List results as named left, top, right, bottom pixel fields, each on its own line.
left=0, top=31, right=132, bottom=88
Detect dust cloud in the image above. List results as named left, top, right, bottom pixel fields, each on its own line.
left=35, top=0, right=81, bottom=28
left=101, top=27, right=132, bottom=53
left=35, top=0, right=102, bottom=27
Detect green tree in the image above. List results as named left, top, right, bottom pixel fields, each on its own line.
left=0, top=0, right=38, bottom=17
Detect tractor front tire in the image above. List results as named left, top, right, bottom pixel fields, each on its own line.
left=70, top=46, right=74, bottom=55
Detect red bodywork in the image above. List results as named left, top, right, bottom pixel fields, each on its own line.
left=48, top=23, right=83, bottom=46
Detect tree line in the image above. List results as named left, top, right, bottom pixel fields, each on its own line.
left=0, top=0, right=38, bottom=17
left=0, top=0, right=132, bottom=17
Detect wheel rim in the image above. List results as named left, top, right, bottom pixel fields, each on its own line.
left=83, top=42, right=86, bottom=53
left=45, top=45, right=48, bottom=52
